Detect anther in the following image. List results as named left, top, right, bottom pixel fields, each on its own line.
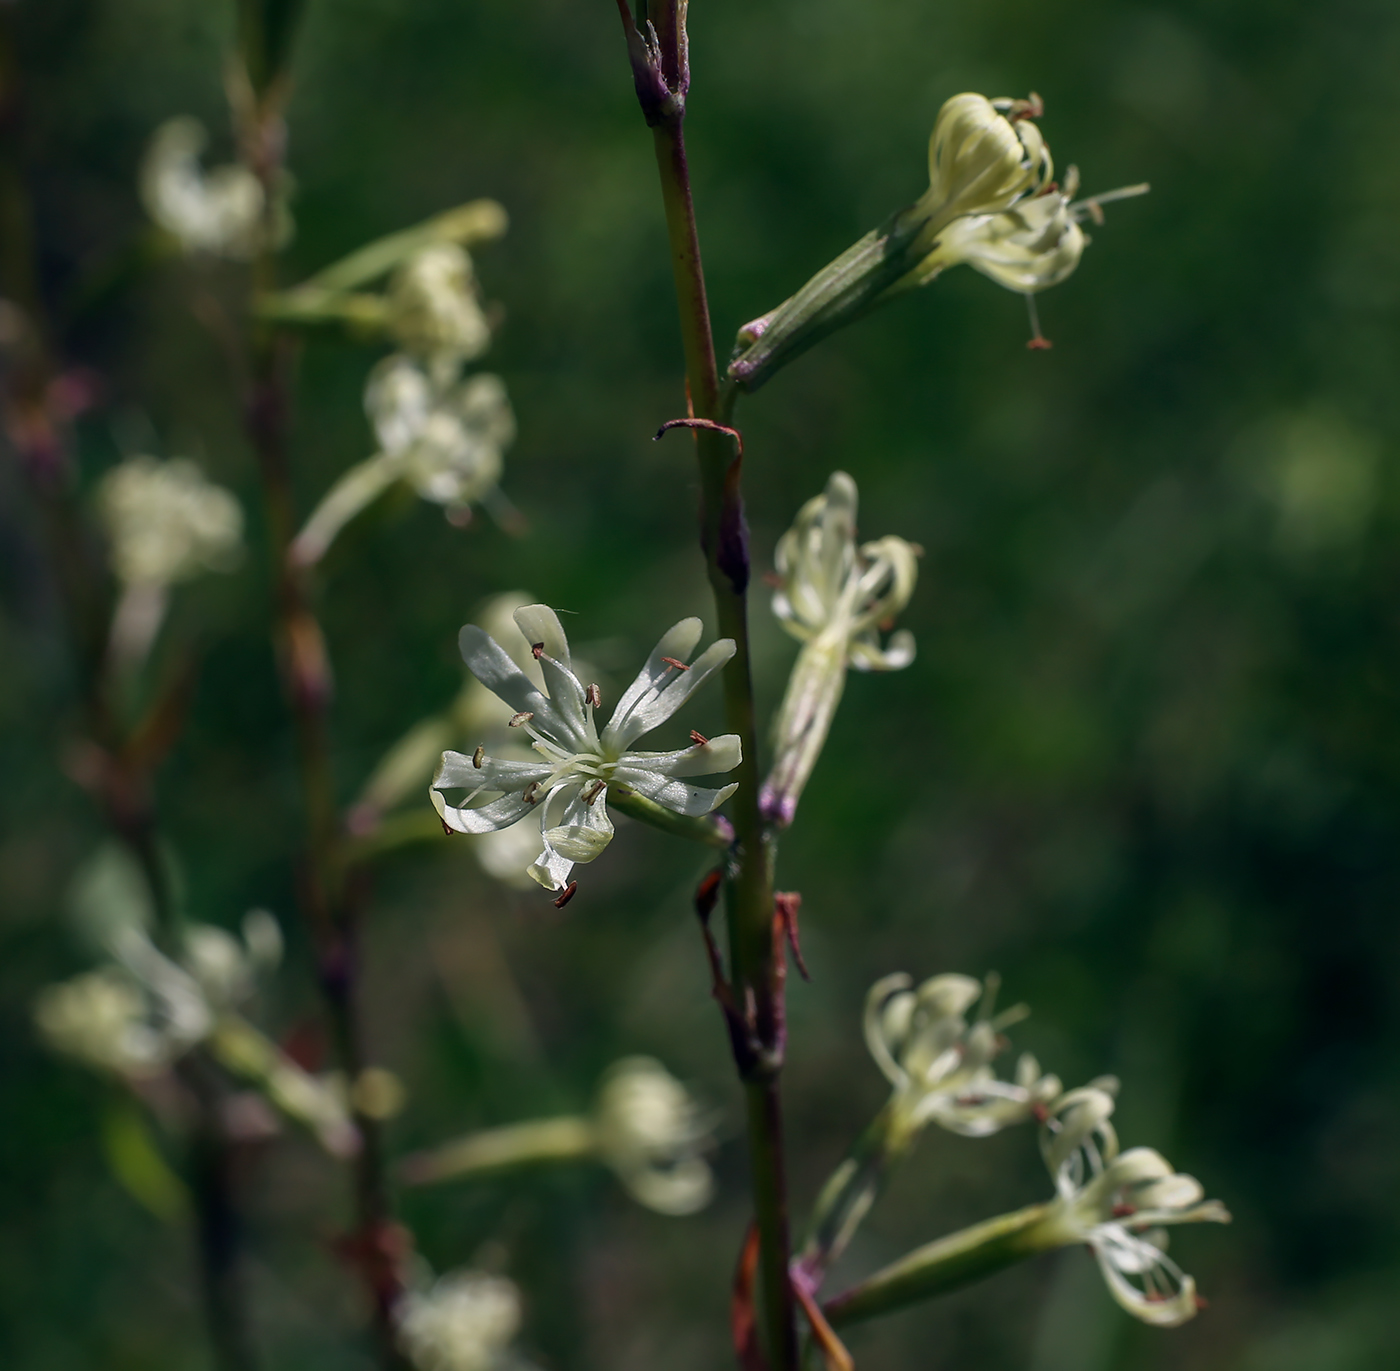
left=583, top=779, right=606, bottom=806
left=661, top=656, right=690, bottom=672
left=553, top=881, right=578, bottom=909
left=1111, top=1203, right=1137, bottom=1219
left=531, top=642, right=545, bottom=659
left=689, top=730, right=709, bottom=745
left=472, top=745, right=484, bottom=768
left=508, top=711, right=534, bottom=727
left=586, top=683, right=602, bottom=709
left=440, top=819, right=456, bottom=837
left=523, top=782, right=541, bottom=804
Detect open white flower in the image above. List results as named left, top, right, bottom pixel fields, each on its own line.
left=1035, top=1087, right=1231, bottom=1327
left=594, top=1056, right=715, bottom=1215
left=396, top=1269, right=524, bottom=1371
left=291, top=355, right=514, bottom=566
left=762, top=471, right=918, bottom=825
left=432, top=605, right=739, bottom=892
left=865, top=972, right=1061, bottom=1143
left=140, top=116, right=287, bottom=259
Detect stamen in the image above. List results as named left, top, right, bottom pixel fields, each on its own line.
left=552, top=880, right=578, bottom=909
left=660, top=656, right=690, bottom=672
left=523, top=782, right=541, bottom=804
left=583, top=779, right=606, bottom=806
left=508, top=711, right=535, bottom=727
left=586, top=683, right=602, bottom=709
left=531, top=642, right=545, bottom=659
left=689, top=729, right=709, bottom=745
left=1024, top=293, right=1053, bottom=350
left=472, top=745, right=484, bottom=768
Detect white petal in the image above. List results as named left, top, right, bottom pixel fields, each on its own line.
left=603, top=634, right=736, bottom=751
left=1090, top=1228, right=1199, bottom=1327
left=610, top=766, right=737, bottom=817
left=512, top=604, right=572, bottom=669
left=621, top=735, right=743, bottom=778
left=603, top=619, right=703, bottom=745
left=432, top=750, right=553, bottom=792
left=432, top=789, right=535, bottom=835
left=540, top=786, right=615, bottom=862
left=458, top=624, right=587, bottom=751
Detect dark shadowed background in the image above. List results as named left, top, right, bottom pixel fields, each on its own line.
left=3, top=0, right=1399, bottom=1368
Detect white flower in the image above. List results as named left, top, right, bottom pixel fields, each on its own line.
left=864, top=972, right=1060, bottom=1144
left=397, top=1270, right=523, bottom=1371
left=432, top=605, right=739, bottom=892
left=98, top=456, right=243, bottom=588
left=387, top=244, right=492, bottom=373
left=140, top=116, right=286, bottom=259
left=34, top=967, right=174, bottom=1077
left=905, top=167, right=1150, bottom=297
left=291, top=356, right=514, bottom=566
left=762, top=471, right=918, bottom=825
left=1035, top=1087, right=1231, bottom=1327
left=366, top=355, right=514, bottom=509
left=906, top=93, right=1053, bottom=256
left=593, top=1057, right=715, bottom=1215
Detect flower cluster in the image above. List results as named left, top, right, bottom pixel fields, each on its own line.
left=396, top=1270, right=527, bottom=1371
left=36, top=852, right=355, bottom=1155
left=864, top=972, right=1060, bottom=1144
left=1034, top=1085, right=1231, bottom=1326
left=593, top=1056, right=715, bottom=1215
left=761, top=471, right=918, bottom=825
left=432, top=604, right=739, bottom=892
left=98, top=455, right=243, bottom=589
left=140, top=116, right=289, bottom=259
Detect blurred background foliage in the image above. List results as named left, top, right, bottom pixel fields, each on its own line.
left=3, top=0, right=1400, bottom=1368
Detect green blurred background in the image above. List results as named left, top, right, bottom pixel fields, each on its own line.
left=4, top=0, right=1399, bottom=1367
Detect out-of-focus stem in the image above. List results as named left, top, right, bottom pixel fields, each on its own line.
left=639, top=38, right=799, bottom=1371
left=240, top=82, right=407, bottom=1368
left=399, top=1116, right=597, bottom=1186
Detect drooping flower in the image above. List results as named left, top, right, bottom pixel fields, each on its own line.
left=864, top=972, right=1061, bottom=1144
left=1034, top=1086, right=1231, bottom=1326
left=140, top=116, right=288, bottom=259
left=291, top=355, right=514, bottom=566
left=761, top=471, right=918, bottom=825
left=396, top=1270, right=525, bottom=1371
left=728, top=93, right=1146, bottom=390
left=432, top=605, right=739, bottom=892
left=593, top=1056, right=715, bottom=1215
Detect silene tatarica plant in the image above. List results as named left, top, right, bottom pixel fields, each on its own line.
left=13, top=2, right=1227, bottom=1369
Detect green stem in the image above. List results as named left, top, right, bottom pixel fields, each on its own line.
left=648, top=99, right=799, bottom=1371
left=399, top=1117, right=597, bottom=1186
left=823, top=1202, right=1057, bottom=1327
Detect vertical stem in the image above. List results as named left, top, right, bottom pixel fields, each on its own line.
left=648, top=112, right=800, bottom=1371
left=2, top=19, right=258, bottom=1368
left=242, top=99, right=406, bottom=1369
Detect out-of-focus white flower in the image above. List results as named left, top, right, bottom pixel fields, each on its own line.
left=387, top=244, right=492, bottom=374
left=433, top=605, right=739, bottom=892
left=1034, top=1087, right=1231, bottom=1327
left=762, top=471, right=918, bottom=826
left=140, top=116, right=287, bottom=259
left=34, top=967, right=173, bottom=1076
left=291, top=356, right=514, bottom=566
left=864, top=972, right=1061, bottom=1144
left=593, top=1056, right=715, bottom=1215
left=397, top=1269, right=524, bottom=1371
left=98, top=456, right=243, bottom=588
